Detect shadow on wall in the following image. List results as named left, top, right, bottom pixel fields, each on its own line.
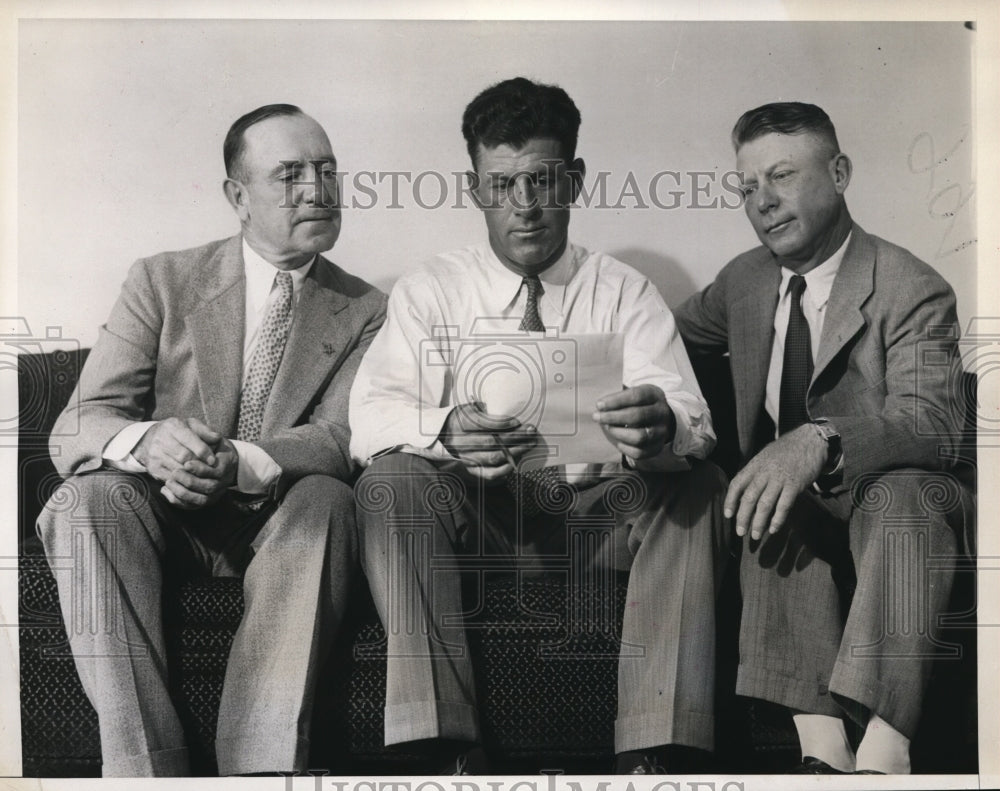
left=372, top=276, right=397, bottom=296
left=609, top=247, right=700, bottom=309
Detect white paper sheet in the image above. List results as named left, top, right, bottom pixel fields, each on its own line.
left=462, top=331, right=624, bottom=469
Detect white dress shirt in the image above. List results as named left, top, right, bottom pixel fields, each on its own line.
left=349, top=242, right=715, bottom=477
left=102, top=239, right=313, bottom=494
left=763, top=232, right=851, bottom=431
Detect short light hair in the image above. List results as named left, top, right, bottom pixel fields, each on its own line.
left=731, top=101, right=840, bottom=154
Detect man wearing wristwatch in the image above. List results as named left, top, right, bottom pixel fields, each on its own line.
left=674, top=102, right=972, bottom=775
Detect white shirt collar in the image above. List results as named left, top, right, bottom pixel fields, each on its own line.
left=242, top=239, right=314, bottom=314
left=778, top=231, right=852, bottom=311
left=482, top=242, right=576, bottom=315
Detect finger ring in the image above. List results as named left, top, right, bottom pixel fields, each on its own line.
left=644, top=427, right=653, bottom=441
left=623, top=423, right=630, bottom=429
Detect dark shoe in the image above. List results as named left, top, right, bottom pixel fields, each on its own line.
left=451, top=754, right=471, bottom=775
left=790, top=756, right=847, bottom=774
left=614, top=752, right=666, bottom=774
left=854, top=769, right=886, bottom=774
left=442, top=746, right=490, bottom=775
left=615, top=744, right=712, bottom=774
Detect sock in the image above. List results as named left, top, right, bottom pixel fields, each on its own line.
left=792, top=713, right=855, bottom=772
left=855, top=714, right=911, bottom=774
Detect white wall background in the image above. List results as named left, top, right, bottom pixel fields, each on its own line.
left=18, top=19, right=975, bottom=348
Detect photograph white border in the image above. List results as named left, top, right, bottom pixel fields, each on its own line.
left=1, top=2, right=996, bottom=789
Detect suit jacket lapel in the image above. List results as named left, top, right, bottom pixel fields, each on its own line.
left=261, top=257, right=351, bottom=435
left=186, top=236, right=245, bottom=436
left=731, top=255, right=780, bottom=454
left=813, top=225, right=875, bottom=382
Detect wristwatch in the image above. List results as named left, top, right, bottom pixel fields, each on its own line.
left=811, top=418, right=843, bottom=476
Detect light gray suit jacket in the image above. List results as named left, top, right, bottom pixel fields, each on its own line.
left=675, top=224, right=965, bottom=493
left=51, top=234, right=387, bottom=496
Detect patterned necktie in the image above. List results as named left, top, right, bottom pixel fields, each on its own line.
left=507, top=275, right=562, bottom=517
left=237, top=271, right=294, bottom=442
left=778, top=274, right=813, bottom=435
left=519, top=275, right=545, bottom=332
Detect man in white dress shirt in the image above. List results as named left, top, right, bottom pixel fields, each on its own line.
left=349, top=77, right=728, bottom=774
left=37, top=104, right=386, bottom=776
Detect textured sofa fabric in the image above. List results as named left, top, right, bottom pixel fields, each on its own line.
left=19, top=550, right=638, bottom=775
left=17, top=350, right=977, bottom=775
left=16, top=348, right=663, bottom=775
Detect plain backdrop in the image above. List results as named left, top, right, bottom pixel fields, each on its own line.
left=2, top=11, right=995, bottom=783
left=18, top=19, right=975, bottom=348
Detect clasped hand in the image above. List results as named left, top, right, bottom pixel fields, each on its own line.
left=133, top=417, right=238, bottom=509
left=724, top=424, right=828, bottom=540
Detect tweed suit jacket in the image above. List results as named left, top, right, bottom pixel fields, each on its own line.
left=50, top=234, right=387, bottom=495
left=674, top=224, right=964, bottom=493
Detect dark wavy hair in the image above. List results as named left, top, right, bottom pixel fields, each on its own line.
left=223, top=103, right=303, bottom=179
left=731, top=102, right=840, bottom=154
left=461, top=77, right=581, bottom=169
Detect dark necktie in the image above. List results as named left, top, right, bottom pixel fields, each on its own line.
left=519, top=275, right=545, bottom=332
left=507, top=275, right=562, bottom=517
left=778, top=274, right=813, bottom=435
left=237, top=271, right=294, bottom=442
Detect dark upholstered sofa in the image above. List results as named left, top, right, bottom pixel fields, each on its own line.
left=17, top=348, right=979, bottom=776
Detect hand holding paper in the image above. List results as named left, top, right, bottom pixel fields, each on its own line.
left=592, top=384, right=677, bottom=460
left=439, top=402, right=538, bottom=481
left=469, top=332, right=629, bottom=470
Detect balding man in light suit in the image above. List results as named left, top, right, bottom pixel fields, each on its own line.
left=37, top=104, right=386, bottom=776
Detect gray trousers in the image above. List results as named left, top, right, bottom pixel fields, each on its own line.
left=36, top=470, right=357, bottom=776
left=737, top=468, right=973, bottom=738
left=355, top=453, right=729, bottom=754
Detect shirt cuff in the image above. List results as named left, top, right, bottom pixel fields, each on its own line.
left=627, top=441, right=693, bottom=472
left=421, top=405, right=457, bottom=453
left=666, top=399, right=713, bottom=459
left=626, top=401, right=700, bottom=472
left=813, top=448, right=845, bottom=493
left=102, top=421, right=157, bottom=473
left=370, top=441, right=455, bottom=464
left=359, top=406, right=457, bottom=466
left=229, top=439, right=282, bottom=495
